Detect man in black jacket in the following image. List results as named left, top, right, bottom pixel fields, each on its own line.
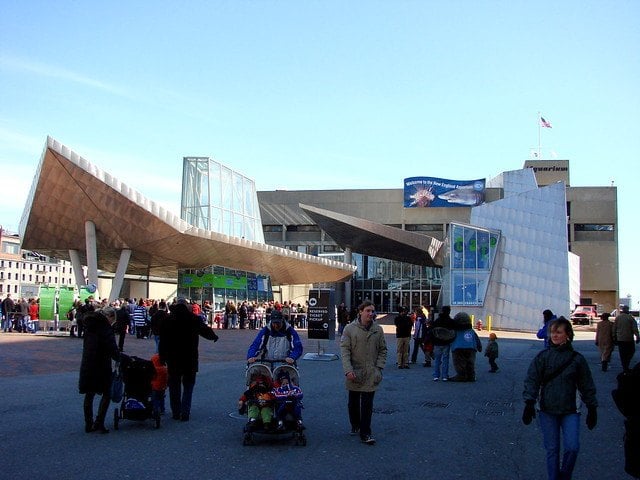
left=159, top=300, right=218, bottom=421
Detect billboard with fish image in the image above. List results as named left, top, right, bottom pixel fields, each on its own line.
left=403, top=177, right=486, bottom=208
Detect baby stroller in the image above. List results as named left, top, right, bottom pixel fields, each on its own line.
left=113, top=355, right=160, bottom=430
left=241, top=360, right=306, bottom=446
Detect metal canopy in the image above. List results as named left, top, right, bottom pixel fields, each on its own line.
left=299, top=204, right=444, bottom=267
left=18, top=138, right=356, bottom=285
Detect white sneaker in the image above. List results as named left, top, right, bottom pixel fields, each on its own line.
left=433, top=377, right=439, bottom=382
left=442, top=377, right=449, bottom=382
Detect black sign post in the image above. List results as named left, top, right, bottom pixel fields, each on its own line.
left=303, top=288, right=338, bottom=361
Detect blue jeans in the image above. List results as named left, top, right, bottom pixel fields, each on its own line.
left=538, top=411, right=580, bottom=480
left=433, top=345, right=450, bottom=379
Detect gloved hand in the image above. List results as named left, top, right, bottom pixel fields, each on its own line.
left=522, top=401, right=536, bottom=425
left=586, top=406, right=597, bottom=430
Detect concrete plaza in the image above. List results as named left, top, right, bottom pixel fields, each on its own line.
left=0, top=321, right=630, bottom=480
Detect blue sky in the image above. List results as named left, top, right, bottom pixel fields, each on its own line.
left=1, top=1, right=639, bottom=305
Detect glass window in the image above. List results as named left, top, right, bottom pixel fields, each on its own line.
left=574, top=224, right=614, bottom=231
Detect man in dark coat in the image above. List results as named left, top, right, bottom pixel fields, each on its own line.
left=159, top=301, right=218, bottom=421
left=79, top=308, right=120, bottom=433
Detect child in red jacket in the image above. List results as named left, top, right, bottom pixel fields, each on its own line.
left=151, top=353, right=168, bottom=415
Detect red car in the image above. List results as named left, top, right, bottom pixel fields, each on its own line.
left=570, top=306, right=598, bottom=325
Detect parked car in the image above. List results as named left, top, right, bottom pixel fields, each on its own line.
left=570, top=305, right=598, bottom=325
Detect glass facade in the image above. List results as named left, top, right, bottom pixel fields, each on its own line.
left=352, top=253, right=442, bottom=313
left=180, top=157, right=270, bottom=309
left=448, top=223, right=500, bottom=307
left=181, top=157, right=265, bottom=243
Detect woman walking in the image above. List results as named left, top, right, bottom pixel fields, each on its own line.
left=79, top=307, right=120, bottom=433
left=522, top=316, right=597, bottom=479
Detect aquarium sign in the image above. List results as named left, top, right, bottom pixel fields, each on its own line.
left=403, top=177, right=486, bottom=208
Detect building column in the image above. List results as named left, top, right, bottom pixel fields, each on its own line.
left=85, top=221, right=99, bottom=288
left=109, top=249, right=132, bottom=303
left=68, top=249, right=86, bottom=290
left=344, top=247, right=352, bottom=309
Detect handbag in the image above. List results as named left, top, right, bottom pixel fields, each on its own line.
left=110, top=364, right=124, bottom=403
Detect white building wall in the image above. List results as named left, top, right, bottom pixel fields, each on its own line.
left=470, top=170, right=572, bottom=331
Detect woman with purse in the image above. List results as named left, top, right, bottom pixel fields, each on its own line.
left=79, top=307, right=120, bottom=433
left=522, top=316, right=598, bottom=480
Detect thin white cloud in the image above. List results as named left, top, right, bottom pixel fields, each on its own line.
left=0, top=54, right=133, bottom=99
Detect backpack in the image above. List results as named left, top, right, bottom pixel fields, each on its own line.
left=612, top=362, right=640, bottom=418
left=431, top=326, right=456, bottom=344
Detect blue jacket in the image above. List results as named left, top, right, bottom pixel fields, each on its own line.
left=451, top=328, right=482, bottom=352
left=247, top=321, right=303, bottom=361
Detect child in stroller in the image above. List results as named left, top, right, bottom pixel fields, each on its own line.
left=273, top=367, right=304, bottom=431
left=113, top=354, right=160, bottom=430
left=240, top=361, right=307, bottom=446
left=238, top=368, right=275, bottom=431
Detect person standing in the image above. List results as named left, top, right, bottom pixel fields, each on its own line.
left=394, top=306, right=412, bottom=369
left=340, top=300, right=388, bottom=445
left=537, top=309, right=557, bottom=348
left=431, top=306, right=456, bottom=381
left=485, top=332, right=499, bottom=373
left=449, top=312, right=482, bottom=382
left=159, top=301, right=218, bottom=421
left=79, top=307, right=120, bottom=433
left=522, top=316, right=598, bottom=480
left=114, top=301, right=130, bottom=352
left=1, top=294, right=15, bottom=332
left=246, top=309, right=303, bottom=364
left=595, top=312, right=615, bottom=372
left=410, top=306, right=427, bottom=365
left=613, top=306, right=640, bottom=372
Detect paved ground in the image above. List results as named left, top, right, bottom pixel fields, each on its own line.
left=0, top=321, right=631, bottom=480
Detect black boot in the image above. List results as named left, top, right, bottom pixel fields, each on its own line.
left=92, top=422, right=109, bottom=434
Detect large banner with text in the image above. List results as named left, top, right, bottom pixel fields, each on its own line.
left=404, top=177, right=486, bottom=208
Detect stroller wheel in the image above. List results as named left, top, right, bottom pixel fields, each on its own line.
left=113, top=408, right=119, bottom=430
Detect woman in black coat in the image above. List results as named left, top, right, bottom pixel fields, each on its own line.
left=79, top=308, right=120, bottom=433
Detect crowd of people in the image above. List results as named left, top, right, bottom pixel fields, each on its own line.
left=1, top=293, right=39, bottom=333
left=5, top=290, right=637, bottom=477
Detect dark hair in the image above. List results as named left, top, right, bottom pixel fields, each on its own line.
left=441, top=305, right=451, bottom=315
left=549, top=316, right=574, bottom=341
left=358, top=300, right=375, bottom=312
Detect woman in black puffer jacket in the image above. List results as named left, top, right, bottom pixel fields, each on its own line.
left=79, top=308, right=120, bottom=433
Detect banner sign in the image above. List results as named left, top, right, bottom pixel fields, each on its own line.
left=58, top=287, right=76, bottom=320
left=404, top=177, right=486, bottom=208
left=38, top=286, right=56, bottom=320
left=307, top=289, right=335, bottom=340
left=180, top=273, right=249, bottom=290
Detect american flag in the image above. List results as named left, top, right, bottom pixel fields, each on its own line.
left=540, top=116, right=552, bottom=128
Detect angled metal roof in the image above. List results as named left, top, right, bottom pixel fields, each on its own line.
left=299, top=204, right=444, bottom=267
left=18, top=137, right=356, bottom=284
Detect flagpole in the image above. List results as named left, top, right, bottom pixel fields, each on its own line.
left=537, top=111, right=541, bottom=159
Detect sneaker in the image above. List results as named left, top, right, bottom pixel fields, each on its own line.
left=361, top=434, right=376, bottom=445
left=433, top=377, right=439, bottom=382
left=277, top=420, right=285, bottom=431
left=441, top=377, right=449, bottom=382
left=350, top=427, right=360, bottom=436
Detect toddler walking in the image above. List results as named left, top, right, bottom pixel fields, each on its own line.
left=484, top=332, right=499, bottom=373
